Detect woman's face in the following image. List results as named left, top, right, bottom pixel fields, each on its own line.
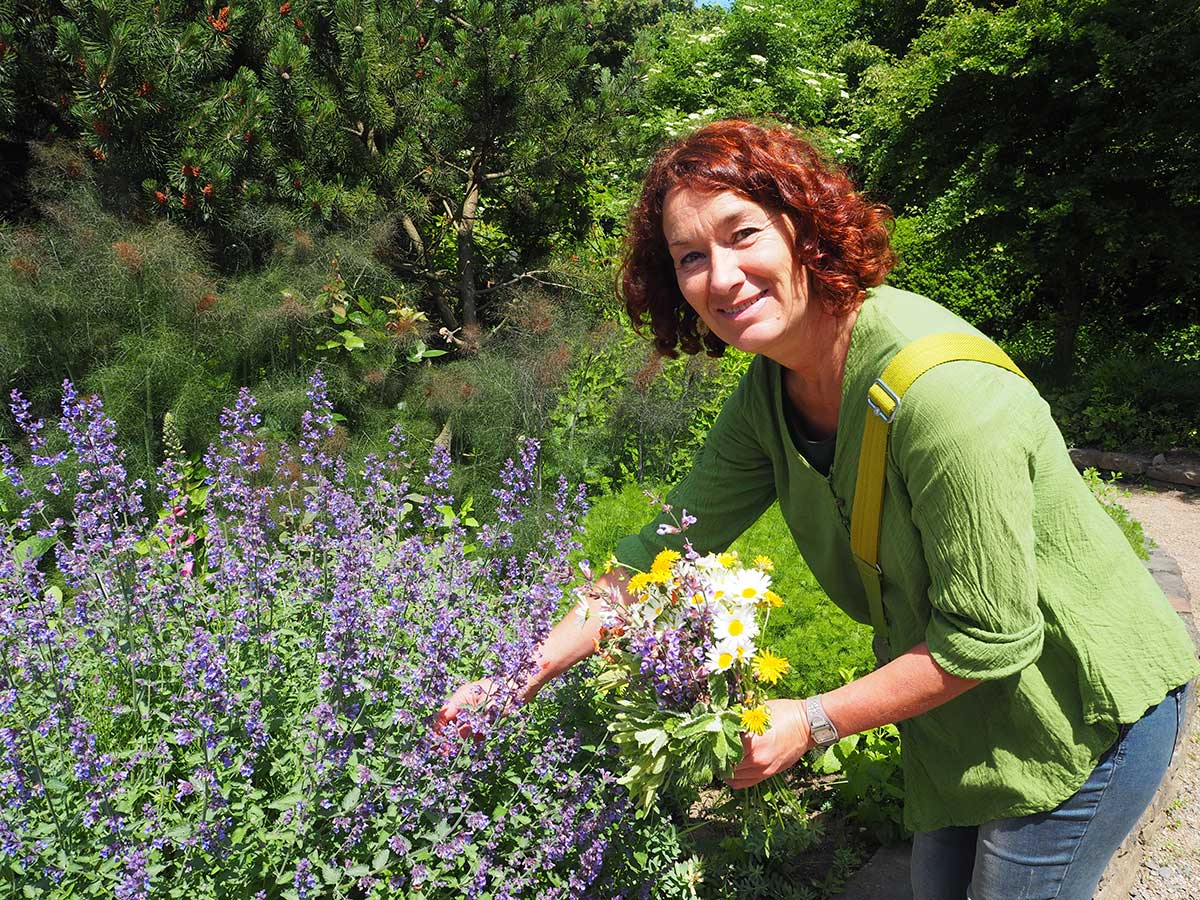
left=661, top=186, right=810, bottom=358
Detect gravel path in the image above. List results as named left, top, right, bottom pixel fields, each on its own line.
left=1119, top=484, right=1200, bottom=900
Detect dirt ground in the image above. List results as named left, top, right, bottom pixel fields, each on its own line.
left=1119, top=484, right=1200, bottom=900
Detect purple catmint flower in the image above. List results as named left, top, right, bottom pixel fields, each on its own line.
left=114, top=845, right=149, bottom=900
left=1, top=373, right=643, bottom=898
left=294, top=858, right=318, bottom=899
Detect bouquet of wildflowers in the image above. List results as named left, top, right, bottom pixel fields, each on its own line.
left=588, top=541, right=794, bottom=815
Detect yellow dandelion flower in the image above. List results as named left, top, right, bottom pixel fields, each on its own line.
left=740, top=704, right=771, bottom=736
left=752, top=649, right=791, bottom=685
left=762, top=590, right=784, bottom=608
left=650, top=549, right=681, bottom=577
left=648, top=567, right=673, bottom=585
left=753, top=555, right=774, bottom=572
left=717, top=551, right=738, bottom=568
left=626, top=572, right=654, bottom=595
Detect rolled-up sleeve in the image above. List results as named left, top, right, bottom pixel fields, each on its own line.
left=894, top=362, right=1045, bottom=681
left=614, top=371, right=776, bottom=574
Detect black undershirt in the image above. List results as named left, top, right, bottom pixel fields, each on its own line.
left=783, top=399, right=837, bottom=477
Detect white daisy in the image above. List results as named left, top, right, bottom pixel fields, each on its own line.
left=724, top=569, right=772, bottom=606
left=713, top=604, right=760, bottom=643
left=714, top=635, right=756, bottom=668
left=705, top=643, right=738, bottom=673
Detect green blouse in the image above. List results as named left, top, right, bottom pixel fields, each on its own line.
left=614, top=285, right=1199, bottom=832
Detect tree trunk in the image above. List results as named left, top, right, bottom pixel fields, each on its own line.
left=397, top=213, right=459, bottom=332
left=457, top=173, right=481, bottom=336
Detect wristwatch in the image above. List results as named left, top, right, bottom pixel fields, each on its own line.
left=804, top=695, right=840, bottom=749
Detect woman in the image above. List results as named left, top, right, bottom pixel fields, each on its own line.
left=440, top=120, right=1198, bottom=900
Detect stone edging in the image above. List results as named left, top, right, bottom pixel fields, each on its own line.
left=1069, top=448, right=1200, bottom=488
left=835, top=548, right=1198, bottom=900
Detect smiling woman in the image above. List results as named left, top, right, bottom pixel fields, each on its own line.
left=442, top=119, right=1199, bottom=900
left=620, top=119, right=894, bottom=361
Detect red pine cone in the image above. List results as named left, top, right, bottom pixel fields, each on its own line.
left=279, top=1, right=290, bottom=12
left=181, top=193, right=193, bottom=209
left=90, top=147, right=106, bottom=161
left=202, top=183, right=214, bottom=199
left=243, top=131, right=253, bottom=142
left=294, top=17, right=303, bottom=28
left=292, top=178, right=303, bottom=190
left=154, top=190, right=168, bottom=205
left=182, top=164, right=199, bottom=177
left=138, top=81, right=153, bottom=97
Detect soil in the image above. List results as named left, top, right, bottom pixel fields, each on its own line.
left=1118, top=483, right=1200, bottom=900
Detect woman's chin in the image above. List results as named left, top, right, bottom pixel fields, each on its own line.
left=719, top=323, right=783, bottom=356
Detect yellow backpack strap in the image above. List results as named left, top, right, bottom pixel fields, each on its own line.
left=850, top=332, right=1027, bottom=653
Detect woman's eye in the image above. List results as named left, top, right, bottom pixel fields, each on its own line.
left=733, top=227, right=758, bottom=243
left=677, top=251, right=702, bottom=268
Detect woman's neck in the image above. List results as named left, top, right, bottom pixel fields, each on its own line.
left=777, top=305, right=859, bottom=440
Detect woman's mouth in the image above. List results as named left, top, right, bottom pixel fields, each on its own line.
left=719, top=291, right=766, bottom=319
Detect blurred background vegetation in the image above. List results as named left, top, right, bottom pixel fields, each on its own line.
left=3, top=0, right=1195, bottom=498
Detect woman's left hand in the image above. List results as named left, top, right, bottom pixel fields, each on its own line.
left=725, top=698, right=814, bottom=790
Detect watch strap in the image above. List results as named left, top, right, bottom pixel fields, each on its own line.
left=804, top=695, right=839, bottom=748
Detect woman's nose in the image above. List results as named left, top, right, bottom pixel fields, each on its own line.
left=709, top=246, right=744, bottom=295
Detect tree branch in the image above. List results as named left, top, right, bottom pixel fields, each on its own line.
left=475, top=270, right=585, bottom=296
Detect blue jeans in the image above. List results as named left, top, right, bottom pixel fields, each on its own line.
left=911, top=681, right=1192, bottom=900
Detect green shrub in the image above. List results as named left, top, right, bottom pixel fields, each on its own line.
left=888, top=215, right=1039, bottom=343
left=1081, top=467, right=1153, bottom=561
left=1043, top=354, right=1200, bottom=454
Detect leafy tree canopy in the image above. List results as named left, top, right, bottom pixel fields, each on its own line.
left=853, top=0, right=1200, bottom=372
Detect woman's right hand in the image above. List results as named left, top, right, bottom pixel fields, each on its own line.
left=435, top=571, right=627, bottom=737
left=435, top=677, right=519, bottom=738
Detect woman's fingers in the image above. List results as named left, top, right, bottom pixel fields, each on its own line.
left=726, top=735, right=770, bottom=789
left=434, top=679, right=492, bottom=731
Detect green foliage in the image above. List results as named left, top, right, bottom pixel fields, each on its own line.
left=812, top=721, right=907, bottom=844
left=1080, top=467, right=1153, bottom=560
left=677, top=811, right=832, bottom=900
left=418, top=286, right=752, bottom=501
left=0, top=0, right=73, bottom=153
left=854, top=0, right=1200, bottom=374
left=0, top=153, right=441, bottom=490
left=888, top=215, right=1039, bottom=342
left=633, top=0, right=862, bottom=160
left=3, top=0, right=650, bottom=338
left=1043, top=353, right=1200, bottom=454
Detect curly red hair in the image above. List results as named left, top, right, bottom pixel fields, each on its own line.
left=619, top=120, right=896, bottom=357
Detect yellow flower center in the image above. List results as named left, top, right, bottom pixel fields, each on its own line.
left=728, top=620, right=744, bottom=636
left=718, top=652, right=734, bottom=669
left=741, top=587, right=758, bottom=599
